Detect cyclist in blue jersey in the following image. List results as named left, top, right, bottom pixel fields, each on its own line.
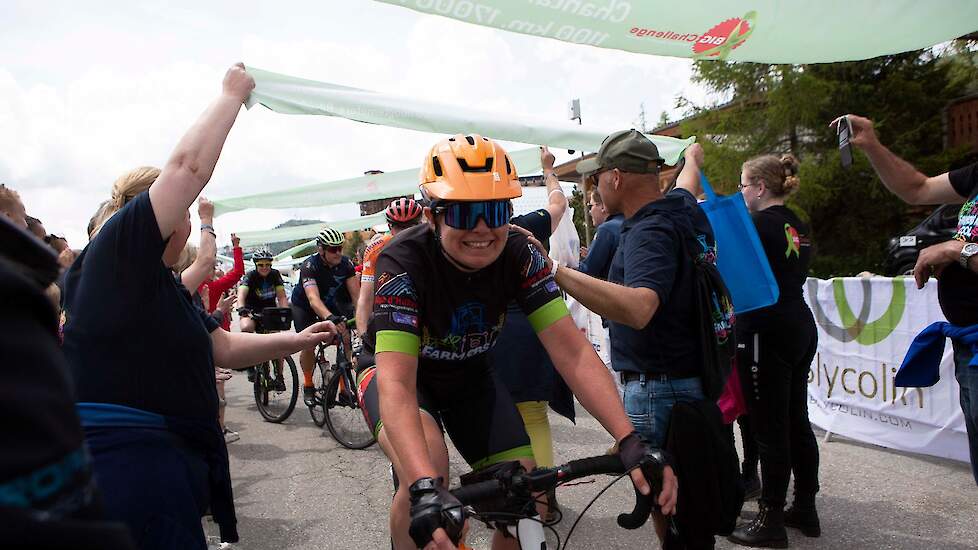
left=291, top=226, right=360, bottom=405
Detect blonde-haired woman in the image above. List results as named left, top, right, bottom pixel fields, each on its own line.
left=62, top=64, right=339, bottom=550
left=728, top=154, right=820, bottom=548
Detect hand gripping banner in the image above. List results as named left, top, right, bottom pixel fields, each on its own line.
left=373, top=0, right=978, bottom=64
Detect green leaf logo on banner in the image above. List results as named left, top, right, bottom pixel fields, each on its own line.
left=807, top=278, right=907, bottom=345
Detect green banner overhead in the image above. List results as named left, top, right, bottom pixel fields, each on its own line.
left=236, top=212, right=388, bottom=247
left=243, top=66, right=695, bottom=164
left=373, top=1, right=978, bottom=63
left=213, top=147, right=544, bottom=217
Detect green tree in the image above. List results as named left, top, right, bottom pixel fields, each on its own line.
left=680, top=45, right=978, bottom=277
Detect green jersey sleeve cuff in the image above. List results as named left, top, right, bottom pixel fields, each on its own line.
left=376, top=330, right=421, bottom=355
left=527, top=297, right=569, bottom=333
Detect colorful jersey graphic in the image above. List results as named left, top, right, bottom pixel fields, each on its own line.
left=367, top=224, right=567, bottom=364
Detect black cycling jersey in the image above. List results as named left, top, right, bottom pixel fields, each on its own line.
left=290, top=252, right=355, bottom=317
left=361, top=223, right=568, bottom=468
left=240, top=268, right=284, bottom=311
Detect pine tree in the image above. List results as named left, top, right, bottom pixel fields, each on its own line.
left=680, top=45, right=978, bottom=276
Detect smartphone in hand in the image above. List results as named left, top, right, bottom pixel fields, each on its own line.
left=838, top=115, right=853, bottom=168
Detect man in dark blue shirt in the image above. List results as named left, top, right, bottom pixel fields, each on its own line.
left=545, top=131, right=710, bottom=545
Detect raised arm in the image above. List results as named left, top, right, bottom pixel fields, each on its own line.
left=831, top=115, right=962, bottom=205
left=541, top=146, right=568, bottom=233
left=674, top=143, right=704, bottom=197
left=180, top=197, right=217, bottom=292
left=211, top=234, right=244, bottom=293
left=149, top=64, right=254, bottom=239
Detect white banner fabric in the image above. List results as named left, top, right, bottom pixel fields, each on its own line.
left=804, top=277, right=968, bottom=462
left=243, top=67, right=695, bottom=165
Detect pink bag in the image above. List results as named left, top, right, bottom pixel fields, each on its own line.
left=716, top=364, right=747, bottom=424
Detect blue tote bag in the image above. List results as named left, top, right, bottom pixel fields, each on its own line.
left=698, top=173, right=779, bottom=313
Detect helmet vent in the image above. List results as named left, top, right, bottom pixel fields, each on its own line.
left=465, top=135, right=476, bottom=146
left=432, top=156, right=443, bottom=176
left=457, top=158, right=492, bottom=173
left=504, top=156, right=512, bottom=175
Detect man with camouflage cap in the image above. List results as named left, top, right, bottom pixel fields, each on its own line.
left=541, top=130, right=712, bottom=541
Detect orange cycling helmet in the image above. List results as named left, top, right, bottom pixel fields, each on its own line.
left=385, top=197, right=423, bottom=224
left=419, top=134, right=522, bottom=204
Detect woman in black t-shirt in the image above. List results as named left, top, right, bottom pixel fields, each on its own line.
left=728, top=154, right=821, bottom=548
left=62, top=65, right=339, bottom=550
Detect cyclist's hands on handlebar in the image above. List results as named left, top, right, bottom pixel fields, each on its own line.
left=618, top=431, right=679, bottom=515
left=408, top=477, right=465, bottom=549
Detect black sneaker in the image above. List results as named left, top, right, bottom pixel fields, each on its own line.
left=246, top=367, right=256, bottom=383
left=303, top=385, right=317, bottom=407
left=271, top=377, right=287, bottom=392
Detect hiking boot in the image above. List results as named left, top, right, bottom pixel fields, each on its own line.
left=784, top=504, right=821, bottom=537
left=303, top=385, right=317, bottom=407
left=728, top=502, right=788, bottom=548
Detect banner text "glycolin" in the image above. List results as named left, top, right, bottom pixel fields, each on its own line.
left=809, top=353, right=923, bottom=408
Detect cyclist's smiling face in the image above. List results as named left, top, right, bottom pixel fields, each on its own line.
left=256, top=263, right=272, bottom=276
left=434, top=213, right=507, bottom=270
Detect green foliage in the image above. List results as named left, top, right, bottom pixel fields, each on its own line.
left=569, top=186, right=588, bottom=244
left=680, top=46, right=978, bottom=277
left=344, top=230, right=366, bottom=262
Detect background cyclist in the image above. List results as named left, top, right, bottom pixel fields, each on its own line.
left=238, top=247, right=290, bottom=386
left=291, top=227, right=360, bottom=406
left=354, top=197, right=424, bottom=337
left=360, top=134, right=677, bottom=550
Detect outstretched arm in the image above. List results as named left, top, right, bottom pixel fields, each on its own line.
left=180, top=198, right=217, bottom=292
left=831, top=115, right=961, bottom=205
left=149, top=64, right=255, bottom=239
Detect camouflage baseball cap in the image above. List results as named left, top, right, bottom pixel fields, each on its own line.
left=576, top=129, right=664, bottom=176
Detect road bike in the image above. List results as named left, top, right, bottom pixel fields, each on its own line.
left=307, top=319, right=376, bottom=449
left=243, top=307, right=299, bottom=423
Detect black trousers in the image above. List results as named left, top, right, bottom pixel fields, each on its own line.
left=739, top=314, right=820, bottom=509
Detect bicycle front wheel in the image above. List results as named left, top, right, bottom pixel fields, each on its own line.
left=254, top=355, right=299, bottom=423
left=324, top=367, right=376, bottom=450
left=309, top=363, right=328, bottom=427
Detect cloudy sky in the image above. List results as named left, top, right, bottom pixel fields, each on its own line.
left=1, top=0, right=712, bottom=246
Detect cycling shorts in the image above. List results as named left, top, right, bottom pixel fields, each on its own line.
left=291, top=304, right=318, bottom=333
left=358, top=361, right=533, bottom=471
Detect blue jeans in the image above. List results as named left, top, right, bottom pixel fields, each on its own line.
left=622, top=375, right=704, bottom=449
left=953, top=340, right=978, bottom=485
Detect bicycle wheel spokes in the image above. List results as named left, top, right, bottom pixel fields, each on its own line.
left=324, top=368, right=376, bottom=450
left=254, top=356, right=299, bottom=423
left=309, top=363, right=328, bottom=427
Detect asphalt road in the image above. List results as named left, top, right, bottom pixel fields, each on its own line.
left=206, top=362, right=977, bottom=549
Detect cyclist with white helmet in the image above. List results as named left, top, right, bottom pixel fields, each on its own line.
left=354, top=197, right=424, bottom=335
left=291, top=226, right=360, bottom=405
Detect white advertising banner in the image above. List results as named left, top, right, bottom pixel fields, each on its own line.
left=804, top=277, right=968, bottom=462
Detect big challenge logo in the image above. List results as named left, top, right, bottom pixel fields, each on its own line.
left=628, top=10, right=756, bottom=60
left=805, top=278, right=923, bottom=411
